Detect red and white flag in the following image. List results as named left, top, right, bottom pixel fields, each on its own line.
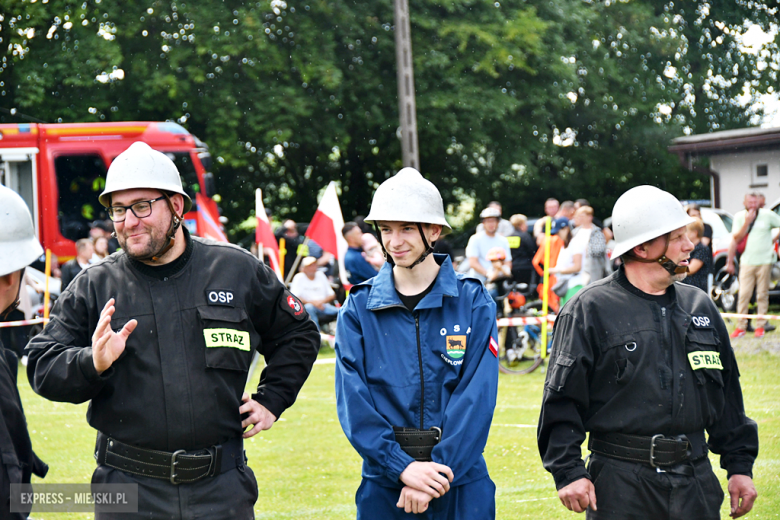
left=195, top=193, right=228, bottom=242
left=255, top=189, right=282, bottom=280
left=305, top=182, right=349, bottom=285
left=489, top=336, right=498, bottom=358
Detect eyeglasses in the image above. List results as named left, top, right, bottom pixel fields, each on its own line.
left=108, top=196, right=166, bottom=222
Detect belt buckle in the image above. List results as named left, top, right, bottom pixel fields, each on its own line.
left=649, top=434, right=663, bottom=468
left=170, top=449, right=186, bottom=485
left=430, top=427, right=442, bottom=443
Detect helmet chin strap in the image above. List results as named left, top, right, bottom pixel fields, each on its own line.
left=630, top=233, right=688, bottom=276
left=404, top=223, right=435, bottom=269
left=1, top=269, right=24, bottom=320
left=373, top=223, right=435, bottom=270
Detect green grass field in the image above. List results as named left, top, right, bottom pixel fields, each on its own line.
left=18, top=339, right=780, bottom=519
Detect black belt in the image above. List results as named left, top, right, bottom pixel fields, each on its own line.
left=588, top=432, right=706, bottom=468
left=393, top=427, right=442, bottom=462
left=95, top=432, right=245, bottom=485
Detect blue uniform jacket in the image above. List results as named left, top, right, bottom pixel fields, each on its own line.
left=335, top=254, right=499, bottom=489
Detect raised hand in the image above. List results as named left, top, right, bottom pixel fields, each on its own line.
left=92, top=298, right=137, bottom=374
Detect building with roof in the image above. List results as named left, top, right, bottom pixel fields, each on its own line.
left=669, top=126, right=780, bottom=213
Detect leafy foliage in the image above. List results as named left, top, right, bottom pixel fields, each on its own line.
left=1, top=0, right=777, bottom=234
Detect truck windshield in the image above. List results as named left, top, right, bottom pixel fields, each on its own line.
left=165, top=151, right=200, bottom=208
left=54, top=154, right=108, bottom=242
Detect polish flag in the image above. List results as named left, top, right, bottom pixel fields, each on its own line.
left=305, top=182, right=349, bottom=285
left=195, top=193, right=228, bottom=242
left=255, top=189, right=282, bottom=279
left=489, top=336, right=498, bottom=358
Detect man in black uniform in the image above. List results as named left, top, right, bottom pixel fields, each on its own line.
left=538, top=185, right=758, bottom=519
left=25, top=142, right=319, bottom=519
left=0, top=186, right=48, bottom=519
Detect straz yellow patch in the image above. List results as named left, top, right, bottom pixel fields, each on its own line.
left=204, top=328, right=251, bottom=351
left=446, top=335, right=467, bottom=359
left=688, top=351, right=723, bottom=370
left=506, top=236, right=521, bottom=248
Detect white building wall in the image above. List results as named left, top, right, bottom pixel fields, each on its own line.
left=710, top=149, right=780, bottom=214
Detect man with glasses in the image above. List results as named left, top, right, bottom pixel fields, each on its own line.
left=25, top=142, right=319, bottom=519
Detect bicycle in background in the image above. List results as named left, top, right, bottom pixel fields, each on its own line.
left=495, top=281, right=548, bottom=375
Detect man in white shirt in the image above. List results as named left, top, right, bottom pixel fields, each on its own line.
left=467, top=208, right=512, bottom=301
left=475, top=201, right=514, bottom=237
left=290, top=256, right=338, bottom=330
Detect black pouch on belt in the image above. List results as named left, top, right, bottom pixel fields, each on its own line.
left=393, top=427, right=442, bottom=462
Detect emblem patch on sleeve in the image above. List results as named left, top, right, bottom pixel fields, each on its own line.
left=280, top=292, right=307, bottom=320
left=446, top=335, right=467, bottom=359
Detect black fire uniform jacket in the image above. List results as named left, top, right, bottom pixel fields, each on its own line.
left=538, top=267, right=758, bottom=490
left=1, top=343, right=47, bottom=519
left=25, top=232, right=320, bottom=452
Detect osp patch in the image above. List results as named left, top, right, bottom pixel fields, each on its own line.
left=446, top=335, right=467, bottom=359
left=691, top=315, right=713, bottom=329
left=205, top=289, right=235, bottom=307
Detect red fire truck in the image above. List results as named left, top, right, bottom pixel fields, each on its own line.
left=0, top=121, right=226, bottom=261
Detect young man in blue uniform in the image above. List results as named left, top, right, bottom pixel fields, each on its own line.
left=335, top=168, right=499, bottom=519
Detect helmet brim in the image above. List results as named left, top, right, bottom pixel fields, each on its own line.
left=0, top=238, right=43, bottom=277
left=611, top=215, right=695, bottom=259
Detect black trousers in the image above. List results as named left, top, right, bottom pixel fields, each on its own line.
left=92, top=464, right=258, bottom=520
left=586, top=454, right=724, bottom=520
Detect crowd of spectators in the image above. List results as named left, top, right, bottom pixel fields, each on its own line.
left=463, top=198, right=615, bottom=314
left=17, top=190, right=780, bottom=344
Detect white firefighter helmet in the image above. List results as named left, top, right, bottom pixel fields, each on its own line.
left=99, top=142, right=192, bottom=212
left=365, top=167, right=451, bottom=235
left=610, top=185, right=694, bottom=259
left=0, top=185, right=44, bottom=277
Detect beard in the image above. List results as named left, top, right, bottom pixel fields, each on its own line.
left=671, top=270, right=688, bottom=283
left=117, top=224, right=169, bottom=261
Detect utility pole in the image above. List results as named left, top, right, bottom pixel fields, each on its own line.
left=394, top=0, right=419, bottom=169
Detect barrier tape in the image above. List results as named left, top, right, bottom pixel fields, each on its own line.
left=719, top=313, right=780, bottom=321
left=498, top=315, right=556, bottom=327
left=0, top=318, right=48, bottom=329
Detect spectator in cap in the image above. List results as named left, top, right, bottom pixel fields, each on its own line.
left=290, top=256, right=339, bottom=331
left=466, top=208, right=512, bottom=299
left=476, top=201, right=514, bottom=237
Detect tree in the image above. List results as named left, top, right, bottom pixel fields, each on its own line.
left=2, top=0, right=777, bottom=235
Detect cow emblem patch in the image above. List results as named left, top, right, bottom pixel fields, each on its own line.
left=446, top=335, right=467, bottom=359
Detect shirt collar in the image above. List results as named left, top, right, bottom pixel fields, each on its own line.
left=365, top=254, right=459, bottom=310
